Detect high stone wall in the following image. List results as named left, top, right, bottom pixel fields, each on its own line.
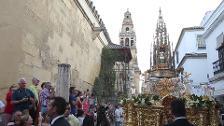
left=0, top=0, right=107, bottom=99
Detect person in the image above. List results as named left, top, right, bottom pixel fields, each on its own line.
left=40, top=82, right=53, bottom=115
left=47, top=96, right=70, bottom=126
left=88, top=93, right=96, bottom=108
left=82, top=97, right=89, bottom=114
left=0, top=100, right=5, bottom=113
left=96, top=105, right=110, bottom=126
left=0, top=100, right=5, bottom=125
left=69, top=87, right=77, bottom=116
left=164, top=99, right=194, bottom=126
left=28, top=77, right=40, bottom=104
left=21, top=115, right=33, bottom=126
left=3, top=84, right=17, bottom=125
left=64, top=102, right=80, bottom=126
left=28, top=77, right=40, bottom=124
left=7, top=111, right=23, bottom=126
left=76, top=91, right=82, bottom=110
left=12, top=78, right=35, bottom=115
left=118, top=104, right=124, bottom=126
left=41, top=82, right=46, bottom=90
left=83, top=113, right=94, bottom=126
left=114, top=105, right=122, bottom=126
left=77, top=109, right=85, bottom=126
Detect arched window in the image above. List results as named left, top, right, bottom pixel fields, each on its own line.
left=125, top=38, right=129, bottom=46
left=131, top=40, right=134, bottom=46
left=126, top=27, right=129, bottom=31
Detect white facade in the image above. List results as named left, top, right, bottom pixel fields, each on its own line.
left=202, top=1, right=224, bottom=100
left=175, top=0, right=224, bottom=101
left=174, top=27, right=208, bottom=95
left=175, top=28, right=205, bottom=65
left=182, top=58, right=208, bottom=84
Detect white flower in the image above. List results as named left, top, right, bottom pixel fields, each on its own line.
left=151, top=99, right=155, bottom=104
left=120, top=100, right=124, bottom=104
left=195, top=99, right=200, bottom=104
left=141, top=99, right=145, bottom=105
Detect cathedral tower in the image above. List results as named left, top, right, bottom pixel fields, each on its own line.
left=119, top=9, right=140, bottom=94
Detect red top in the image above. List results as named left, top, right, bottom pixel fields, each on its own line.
left=77, top=99, right=82, bottom=110
left=4, top=90, right=14, bottom=114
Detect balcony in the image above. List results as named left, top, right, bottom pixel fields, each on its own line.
left=213, top=58, right=224, bottom=74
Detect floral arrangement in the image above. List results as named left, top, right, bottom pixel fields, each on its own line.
left=120, top=94, right=161, bottom=106
left=181, top=94, right=216, bottom=109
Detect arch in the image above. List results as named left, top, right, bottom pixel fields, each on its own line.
left=125, top=38, right=129, bottom=46
left=131, top=40, right=134, bottom=46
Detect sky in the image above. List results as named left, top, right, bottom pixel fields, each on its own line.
left=91, top=0, right=222, bottom=72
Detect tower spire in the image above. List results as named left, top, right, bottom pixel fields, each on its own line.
left=151, top=8, right=173, bottom=69
left=159, top=7, right=162, bottom=18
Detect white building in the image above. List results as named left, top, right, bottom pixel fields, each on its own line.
left=202, top=0, right=224, bottom=102
left=175, top=0, right=224, bottom=101
left=174, top=27, right=208, bottom=96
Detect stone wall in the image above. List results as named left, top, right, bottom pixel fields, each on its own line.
left=0, top=0, right=108, bottom=100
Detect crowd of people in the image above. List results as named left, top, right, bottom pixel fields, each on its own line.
left=0, top=77, right=125, bottom=126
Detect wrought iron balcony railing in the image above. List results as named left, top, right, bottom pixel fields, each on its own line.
left=213, top=58, right=224, bottom=74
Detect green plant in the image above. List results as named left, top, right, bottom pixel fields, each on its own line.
left=93, top=47, right=123, bottom=103
left=120, top=94, right=161, bottom=106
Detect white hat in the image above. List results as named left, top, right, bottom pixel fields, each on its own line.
left=17, top=78, right=27, bottom=84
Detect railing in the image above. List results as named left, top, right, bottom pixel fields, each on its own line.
left=213, top=58, right=224, bottom=74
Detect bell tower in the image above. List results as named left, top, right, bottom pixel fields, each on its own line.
left=119, top=9, right=136, bottom=48
left=119, top=9, right=140, bottom=94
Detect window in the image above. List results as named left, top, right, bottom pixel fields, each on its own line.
left=215, top=46, right=224, bottom=74
left=197, top=35, right=206, bottom=49
left=213, top=33, right=224, bottom=74
left=126, top=27, right=129, bottom=31
left=218, top=46, right=224, bottom=61
left=216, top=33, right=224, bottom=49
left=131, top=40, right=134, bottom=46
left=125, top=38, right=129, bottom=46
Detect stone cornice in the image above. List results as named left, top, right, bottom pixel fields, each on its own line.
left=177, top=53, right=207, bottom=68
left=85, top=0, right=103, bottom=25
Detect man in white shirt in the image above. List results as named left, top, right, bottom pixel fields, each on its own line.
left=0, top=100, right=5, bottom=113
left=115, top=105, right=122, bottom=126
left=119, top=105, right=124, bottom=126
left=0, top=100, right=5, bottom=125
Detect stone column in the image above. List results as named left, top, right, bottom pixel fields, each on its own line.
left=56, top=64, right=71, bottom=101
